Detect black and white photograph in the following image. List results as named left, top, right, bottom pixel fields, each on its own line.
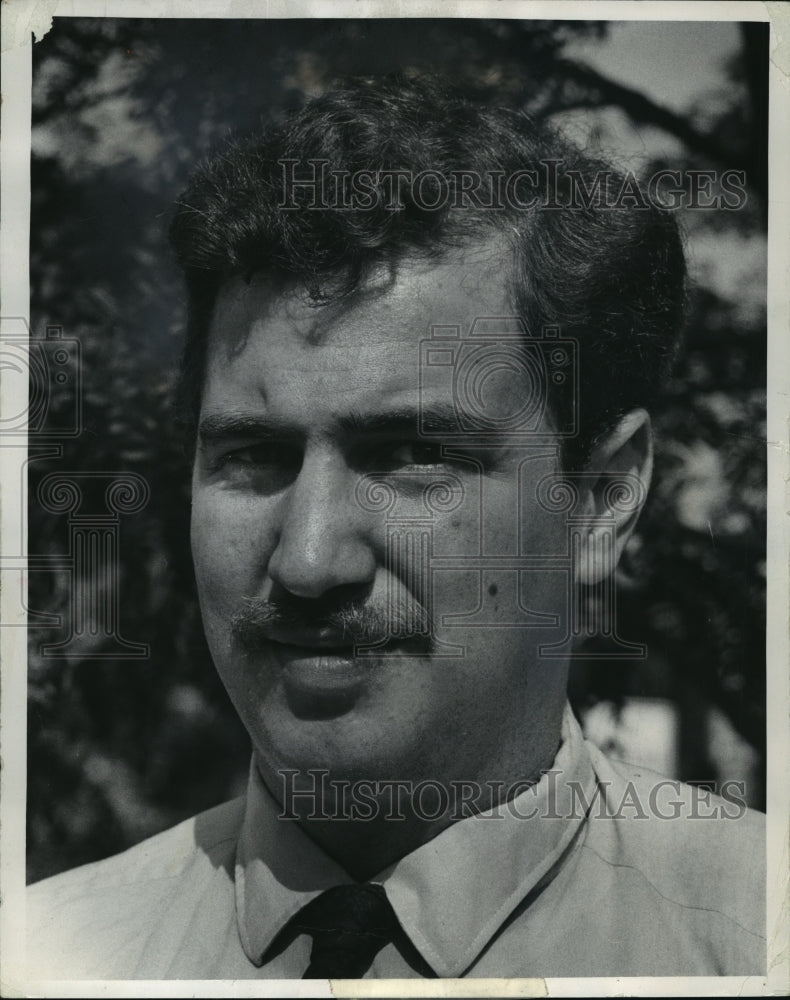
left=0, top=1, right=787, bottom=994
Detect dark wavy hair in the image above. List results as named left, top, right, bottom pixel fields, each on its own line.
left=169, top=76, right=686, bottom=467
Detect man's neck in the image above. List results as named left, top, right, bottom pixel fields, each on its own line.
left=256, top=731, right=563, bottom=881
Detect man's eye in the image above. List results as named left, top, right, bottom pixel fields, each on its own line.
left=385, top=441, right=445, bottom=468
left=210, top=444, right=299, bottom=476
left=222, top=446, right=270, bottom=467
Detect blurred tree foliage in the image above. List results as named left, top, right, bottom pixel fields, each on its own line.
left=27, top=18, right=767, bottom=882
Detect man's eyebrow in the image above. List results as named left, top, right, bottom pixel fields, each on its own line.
left=197, top=412, right=299, bottom=443
left=339, top=404, right=461, bottom=436
left=198, top=403, right=486, bottom=444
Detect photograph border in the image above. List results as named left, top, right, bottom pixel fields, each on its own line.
left=1, top=2, right=787, bottom=996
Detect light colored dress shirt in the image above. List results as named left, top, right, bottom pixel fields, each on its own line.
left=26, top=704, right=765, bottom=979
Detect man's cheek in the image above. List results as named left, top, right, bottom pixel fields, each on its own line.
left=192, top=492, right=271, bottom=571
left=191, top=498, right=228, bottom=586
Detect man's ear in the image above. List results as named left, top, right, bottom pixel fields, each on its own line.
left=574, top=409, right=653, bottom=586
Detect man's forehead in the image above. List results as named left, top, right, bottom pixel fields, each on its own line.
left=207, top=240, right=514, bottom=356
left=199, top=250, right=551, bottom=443
left=196, top=241, right=558, bottom=443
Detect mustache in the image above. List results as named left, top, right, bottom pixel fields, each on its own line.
left=230, top=593, right=435, bottom=651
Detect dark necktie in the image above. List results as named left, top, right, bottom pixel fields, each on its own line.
left=295, top=883, right=400, bottom=978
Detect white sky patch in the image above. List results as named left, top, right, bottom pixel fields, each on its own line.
left=687, top=230, right=768, bottom=326
left=564, top=21, right=742, bottom=116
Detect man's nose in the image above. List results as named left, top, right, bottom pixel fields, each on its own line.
left=266, top=449, right=377, bottom=600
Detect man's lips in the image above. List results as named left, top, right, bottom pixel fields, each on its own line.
left=251, top=624, right=432, bottom=702
left=229, top=598, right=432, bottom=709
left=260, top=624, right=365, bottom=651
left=262, top=635, right=374, bottom=702
left=260, top=627, right=427, bottom=657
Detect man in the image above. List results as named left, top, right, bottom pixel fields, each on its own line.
left=27, top=77, right=764, bottom=980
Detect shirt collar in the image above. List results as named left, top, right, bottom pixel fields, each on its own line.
left=235, top=703, right=595, bottom=977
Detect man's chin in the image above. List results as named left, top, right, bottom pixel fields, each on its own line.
left=249, top=663, right=431, bottom=784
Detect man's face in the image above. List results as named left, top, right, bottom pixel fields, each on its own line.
left=191, top=246, right=572, bottom=793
